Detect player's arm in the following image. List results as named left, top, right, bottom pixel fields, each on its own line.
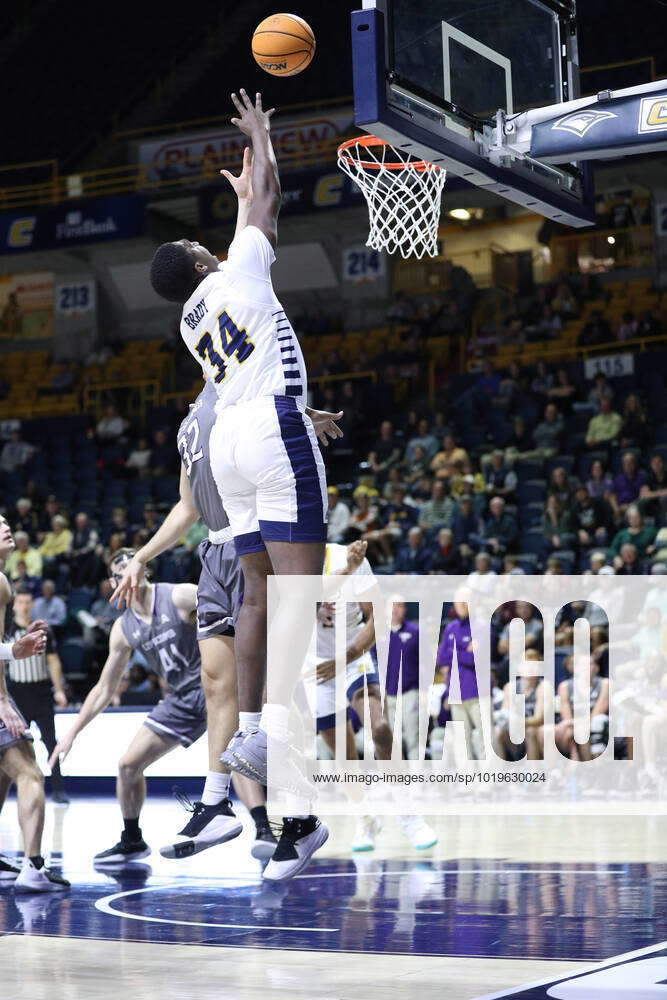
left=47, top=618, right=132, bottom=767
left=221, top=145, right=253, bottom=240
left=230, top=89, right=279, bottom=246
left=0, top=575, right=26, bottom=740
left=46, top=640, right=68, bottom=708
left=111, top=464, right=199, bottom=609
left=171, top=582, right=199, bottom=624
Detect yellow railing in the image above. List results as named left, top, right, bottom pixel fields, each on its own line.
left=83, top=379, right=161, bottom=423
left=0, top=129, right=353, bottom=212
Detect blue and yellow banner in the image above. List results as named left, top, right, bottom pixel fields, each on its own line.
left=0, top=195, right=146, bottom=254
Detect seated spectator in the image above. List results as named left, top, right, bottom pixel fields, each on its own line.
left=542, top=495, right=575, bottom=553
left=141, top=504, right=162, bottom=538
left=572, top=485, right=613, bottom=550
left=474, top=496, right=518, bottom=556
left=556, top=658, right=609, bottom=760
left=32, top=579, right=67, bottom=628
left=587, top=373, right=614, bottom=413
left=615, top=542, right=641, bottom=575
left=118, top=664, right=161, bottom=707
left=405, top=418, right=439, bottom=464
left=640, top=452, right=667, bottom=521
left=104, top=531, right=128, bottom=565
left=184, top=519, right=207, bottom=552
left=587, top=551, right=615, bottom=576
left=578, top=310, right=612, bottom=347
left=505, top=415, right=533, bottom=460
left=382, top=466, right=409, bottom=500
left=37, top=495, right=61, bottom=534
left=327, top=486, right=350, bottom=543
left=348, top=486, right=380, bottom=540
left=532, top=403, right=563, bottom=458
left=149, top=428, right=178, bottom=476
left=395, top=526, right=432, bottom=574
left=0, top=428, right=34, bottom=475
left=611, top=451, right=647, bottom=515
left=546, top=367, right=577, bottom=414
left=386, top=289, right=416, bottom=327
left=452, top=496, right=482, bottom=560
left=497, top=600, right=544, bottom=658
left=587, top=457, right=614, bottom=499
left=585, top=396, right=622, bottom=449
left=430, top=433, right=468, bottom=478
left=502, top=554, right=525, bottom=575
left=4, top=530, right=43, bottom=580
left=474, top=360, right=502, bottom=401
left=419, top=480, right=456, bottom=531
left=106, top=507, right=131, bottom=546
left=429, top=528, right=464, bottom=574
left=548, top=466, right=575, bottom=507
left=96, top=403, right=128, bottom=442
left=12, top=560, right=41, bottom=597
left=69, top=512, right=102, bottom=588
left=467, top=551, right=498, bottom=590
left=12, top=497, right=39, bottom=539
left=530, top=361, right=554, bottom=400
left=126, top=436, right=152, bottom=477
left=38, top=514, right=72, bottom=572
left=484, top=450, right=517, bottom=501
left=617, top=311, right=638, bottom=342
left=363, top=484, right=416, bottom=564
left=545, top=556, right=564, bottom=574
left=405, top=444, right=430, bottom=484
left=368, top=420, right=402, bottom=477
left=620, top=394, right=649, bottom=450
left=442, top=258, right=476, bottom=316
left=610, top=506, right=656, bottom=568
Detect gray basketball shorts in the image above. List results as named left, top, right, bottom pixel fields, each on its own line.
left=196, top=537, right=244, bottom=641
left=144, top=687, right=207, bottom=748
left=0, top=696, right=32, bottom=755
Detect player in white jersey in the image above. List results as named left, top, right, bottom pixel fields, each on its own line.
left=307, top=540, right=438, bottom=854
left=149, top=92, right=332, bottom=876
left=0, top=516, right=69, bottom=892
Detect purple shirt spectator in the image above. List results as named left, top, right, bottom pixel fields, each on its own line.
left=386, top=620, right=420, bottom=696
left=613, top=468, right=647, bottom=506
left=437, top=615, right=479, bottom=700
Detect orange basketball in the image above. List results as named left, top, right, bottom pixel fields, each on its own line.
left=252, top=13, right=315, bottom=77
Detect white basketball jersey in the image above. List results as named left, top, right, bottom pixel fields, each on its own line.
left=179, top=226, right=307, bottom=409
left=316, top=543, right=375, bottom=660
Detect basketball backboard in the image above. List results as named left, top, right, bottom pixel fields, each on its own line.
left=352, top=0, right=595, bottom=226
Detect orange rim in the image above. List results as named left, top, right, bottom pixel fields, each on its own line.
left=337, top=134, right=442, bottom=173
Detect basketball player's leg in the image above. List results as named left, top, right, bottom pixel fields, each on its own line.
left=349, top=684, right=393, bottom=761
left=94, top=725, right=175, bottom=865
left=0, top=741, right=69, bottom=890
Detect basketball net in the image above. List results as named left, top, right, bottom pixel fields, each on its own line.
left=338, top=136, right=447, bottom=260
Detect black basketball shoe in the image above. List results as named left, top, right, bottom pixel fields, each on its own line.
left=0, top=853, right=20, bottom=882
left=251, top=821, right=278, bottom=861
left=263, top=816, right=329, bottom=882
left=160, top=790, right=242, bottom=859
left=94, top=834, right=150, bottom=866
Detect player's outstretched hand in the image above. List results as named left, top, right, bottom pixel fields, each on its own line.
left=230, top=89, right=275, bottom=137
left=221, top=145, right=253, bottom=201
left=307, top=408, right=344, bottom=447
left=110, top=555, right=146, bottom=610
left=12, top=620, right=48, bottom=659
left=0, top=695, right=26, bottom=741
left=48, top=733, right=75, bottom=771
left=346, top=540, right=368, bottom=574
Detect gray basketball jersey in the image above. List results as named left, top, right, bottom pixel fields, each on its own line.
left=566, top=675, right=603, bottom=711
left=120, top=584, right=201, bottom=696
left=177, top=382, right=229, bottom=533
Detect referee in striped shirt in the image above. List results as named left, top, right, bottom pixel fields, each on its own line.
left=6, top=589, right=69, bottom=804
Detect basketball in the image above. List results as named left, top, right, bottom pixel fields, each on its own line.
left=252, top=13, right=315, bottom=77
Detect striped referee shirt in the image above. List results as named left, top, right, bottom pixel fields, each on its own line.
left=5, top=621, right=56, bottom=684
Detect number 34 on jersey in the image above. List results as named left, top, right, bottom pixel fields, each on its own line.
left=195, top=309, right=255, bottom=384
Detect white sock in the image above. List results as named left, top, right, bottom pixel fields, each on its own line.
left=260, top=703, right=290, bottom=743
left=201, top=771, right=231, bottom=806
left=238, top=711, right=261, bottom=733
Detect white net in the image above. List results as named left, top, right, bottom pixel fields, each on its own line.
left=338, top=137, right=447, bottom=260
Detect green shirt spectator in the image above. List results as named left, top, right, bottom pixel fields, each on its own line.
left=586, top=397, right=622, bottom=446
